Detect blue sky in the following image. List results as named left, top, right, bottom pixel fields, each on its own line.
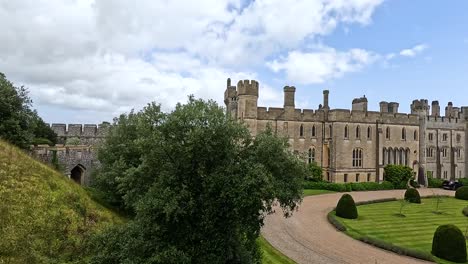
left=1, top=0, right=467, bottom=123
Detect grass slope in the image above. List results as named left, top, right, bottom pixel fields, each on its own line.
left=336, top=197, right=468, bottom=264
left=0, top=140, right=122, bottom=264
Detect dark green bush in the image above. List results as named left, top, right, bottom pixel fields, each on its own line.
left=404, top=188, right=421, bottom=204
left=458, top=178, right=468, bottom=186
left=327, top=212, right=346, bottom=231
left=462, top=207, right=468, bottom=217
left=432, top=224, right=467, bottom=263
left=383, top=165, right=413, bottom=189
left=427, top=177, right=444, bottom=188
left=409, top=179, right=420, bottom=188
left=302, top=181, right=394, bottom=192
left=335, top=194, right=358, bottom=219
left=455, top=186, right=468, bottom=200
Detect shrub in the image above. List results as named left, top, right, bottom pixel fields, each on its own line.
left=432, top=224, right=467, bottom=263
left=455, top=186, right=468, bottom=200
left=458, top=178, right=468, bottom=186
left=409, top=179, right=420, bottom=188
left=359, top=236, right=434, bottom=262
left=427, top=177, right=444, bottom=188
left=335, top=194, right=358, bottom=219
left=384, top=165, right=413, bottom=189
left=327, top=212, right=346, bottom=232
left=302, top=181, right=394, bottom=192
left=404, top=188, right=421, bottom=204
left=305, top=162, right=323, bottom=182
left=462, top=207, right=468, bottom=217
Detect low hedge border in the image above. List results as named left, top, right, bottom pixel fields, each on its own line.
left=358, top=236, right=434, bottom=262
left=303, top=181, right=394, bottom=192
left=327, top=197, right=440, bottom=263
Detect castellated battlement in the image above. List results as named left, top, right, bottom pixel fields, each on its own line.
left=237, top=79, right=259, bottom=96
left=49, top=123, right=110, bottom=138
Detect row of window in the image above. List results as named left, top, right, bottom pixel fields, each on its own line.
left=344, top=173, right=372, bottom=183
left=307, top=147, right=363, bottom=168
left=382, top=148, right=410, bottom=166
left=428, top=132, right=462, bottom=143
left=426, top=147, right=463, bottom=158
left=296, top=123, right=418, bottom=141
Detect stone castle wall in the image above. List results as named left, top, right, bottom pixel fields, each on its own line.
left=225, top=78, right=468, bottom=184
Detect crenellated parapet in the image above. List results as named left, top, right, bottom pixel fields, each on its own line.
left=48, top=123, right=110, bottom=145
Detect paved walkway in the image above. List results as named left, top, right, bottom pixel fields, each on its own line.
left=261, top=189, right=454, bottom=264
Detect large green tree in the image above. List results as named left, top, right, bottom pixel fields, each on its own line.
left=91, top=97, right=307, bottom=263
left=0, top=73, right=56, bottom=148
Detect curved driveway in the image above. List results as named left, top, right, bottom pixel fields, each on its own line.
left=261, top=189, right=454, bottom=264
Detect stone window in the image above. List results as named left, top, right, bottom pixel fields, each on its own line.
left=356, top=126, right=360, bottom=139
left=401, top=128, right=406, bottom=140
left=355, top=174, right=360, bottom=182
left=414, top=131, right=418, bottom=141
left=457, top=134, right=462, bottom=143
left=311, top=125, right=316, bottom=137
left=308, top=148, right=316, bottom=164
left=367, top=173, right=371, bottom=182
left=299, top=124, right=304, bottom=137
left=344, top=125, right=349, bottom=139
left=386, top=127, right=390, bottom=139
left=426, top=148, right=434, bottom=158
left=352, top=148, right=363, bottom=168
left=457, top=148, right=462, bottom=159
left=344, top=174, right=348, bottom=183
left=428, top=133, right=434, bottom=141
left=442, top=133, right=448, bottom=141
left=367, top=127, right=372, bottom=139
left=442, top=148, right=448, bottom=158
left=443, top=171, right=448, bottom=179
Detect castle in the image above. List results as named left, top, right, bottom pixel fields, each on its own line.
left=33, top=123, right=109, bottom=185
left=224, top=78, right=467, bottom=184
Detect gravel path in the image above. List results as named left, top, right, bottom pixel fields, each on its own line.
left=261, top=189, right=454, bottom=264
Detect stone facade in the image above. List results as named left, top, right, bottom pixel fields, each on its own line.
left=33, top=123, right=110, bottom=185
left=224, top=78, right=468, bottom=184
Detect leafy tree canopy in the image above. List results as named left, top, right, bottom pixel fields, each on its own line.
left=0, top=73, right=56, bottom=148
left=91, top=97, right=307, bottom=263
left=384, top=164, right=413, bottom=189
left=306, top=162, right=323, bottom=182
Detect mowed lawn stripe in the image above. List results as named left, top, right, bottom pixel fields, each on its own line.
left=337, top=197, right=468, bottom=264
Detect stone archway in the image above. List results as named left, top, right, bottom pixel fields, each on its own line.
left=70, top=164, right=85, bottom=184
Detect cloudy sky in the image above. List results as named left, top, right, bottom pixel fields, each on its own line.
left=1, top=0, right=468, bottom=124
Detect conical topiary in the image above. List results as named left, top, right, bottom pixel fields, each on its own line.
left=404, top=188, right=421, bottom=204
left=432, top=224, right=467, bottom=263
left=335, top=194, right=358, bottom=219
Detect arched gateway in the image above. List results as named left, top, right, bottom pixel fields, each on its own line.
left=70, top=164, right=86, bottom=184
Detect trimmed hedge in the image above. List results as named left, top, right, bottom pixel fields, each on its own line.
left=336, top=194, right=358, bottom=219
left=432, top=224, right=467, bottom=263
left=455, top=186, right=468, bottom=200
left=327, top=211, right=346, bottom=231
left=462, top=207, right=468, bottom=217
left=404, top=188, right=421, bottom=204
left=384, top=165, right=413, bottom=189
left=359, top=236, right=434, bottom=262
left=427, top=177, right=444, bottom=188
left=303, top=181, right=394, bottom=192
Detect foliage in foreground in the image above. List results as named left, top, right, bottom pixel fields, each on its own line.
left=383, top=165, right=414, bottom=189
left=404, top=188, right=421, bottom=204
left=0, top=72, right=56, bottom=148
left=91, top=97, right=307, bottom=263
left=335, top=194, right=358, bottom=219
left=303, top=181, right=394, bottom=192
left=0, top=140, right=121, bottom=264
left=427, top=177, right=444, bottom=188
left=455, top=186, right=468, bottom=200
left=432, top=224, right=467, bottom=263
left=305, top=162, right=323, bottom=182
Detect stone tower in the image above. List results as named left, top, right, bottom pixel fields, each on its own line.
left=224, top=78, right=238, bottom=118
left=411, top=99, right=430, bottom=186
left=236, top=80, right=259, bottom=120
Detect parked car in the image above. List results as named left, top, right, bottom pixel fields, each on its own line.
left=442, top=180, right=463, bottom=190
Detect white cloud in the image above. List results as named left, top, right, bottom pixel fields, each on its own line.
left=399, top=44, right=428, bottom=57
left=0, top=0, right=385, bottom=122
left=267, top=47, right=379, bottom=84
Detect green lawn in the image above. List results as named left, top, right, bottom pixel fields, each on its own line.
left=258, top=236, right=296, bottom=264
left=335, top=197, right=468, bottom=264
left=303, top=189, right=335, bottom=196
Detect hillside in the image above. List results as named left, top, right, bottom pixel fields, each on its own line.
left=0, top=140, right=122, bottom=264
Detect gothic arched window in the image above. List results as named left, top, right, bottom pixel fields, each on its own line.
left=311, top=125, right=316, bottom=137
left=367, top=126, right=372, bottom=139
left=386, top=127, right=390, bottom=139
left=308, top=148, right=316, bottom=163
left=299, top=124, right=304, bottom=137
left=402, top=128, right=406, bottom=140
left=344, top=125, right=349, bottom=139
left=356, top=126, right=360, bottom=139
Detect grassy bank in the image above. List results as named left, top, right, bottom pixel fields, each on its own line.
left=0, top=140, right=122, bottom=263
